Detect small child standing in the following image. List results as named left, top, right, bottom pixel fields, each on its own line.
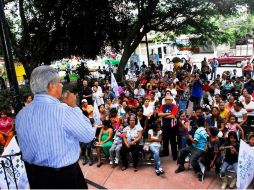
left=219, top=131, right=239, bottom=189
left=225, top=115, right=245, bottom=140
left=109, top=124, right=124, bottom=166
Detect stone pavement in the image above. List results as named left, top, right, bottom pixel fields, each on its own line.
left=80, top=156, right=221, bottom=189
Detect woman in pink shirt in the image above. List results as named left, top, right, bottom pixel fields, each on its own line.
left=0, top=111, right=14, bottom=147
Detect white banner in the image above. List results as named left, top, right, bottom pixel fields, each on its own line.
left=111, top=72, right=119, bottom=97
left=237, top=140, right=254, bottom=190
left=0, top=137, right=29, bottom=189
left=93, top=100, right=102, bottom=126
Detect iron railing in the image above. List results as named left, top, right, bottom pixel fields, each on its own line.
left=0, top=152, right=107, bottom=189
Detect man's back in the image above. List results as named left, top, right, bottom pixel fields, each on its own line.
left=16, top=94, right=94, bottom=168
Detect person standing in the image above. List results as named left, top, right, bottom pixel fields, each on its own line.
left=191, top=74, right=203, bottom=110
left=158, top=95, right=178, bottom=160
left=15, top=66, right=95, bottom=189
left=210, top=58, right=219, bottom=80
left=80, top=80, right=93, bottom=105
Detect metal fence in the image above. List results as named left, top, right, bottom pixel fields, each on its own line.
left=0, top=152, right=107, bottom=190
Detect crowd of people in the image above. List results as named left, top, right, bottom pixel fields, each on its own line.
left=1, top=58, right=254, bottom=189
left=76, top=58, right=254, bottom=188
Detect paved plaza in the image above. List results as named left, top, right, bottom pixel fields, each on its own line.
left=81, top=156, right=221, bottom=189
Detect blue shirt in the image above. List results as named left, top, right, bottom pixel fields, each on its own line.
left=191, top=80, right=203, bottom=98
left=210, top=60, right=218, bottom=69
left=15, top=94, right=95, bottom=168
left=193, top=127, right=208, bottom=151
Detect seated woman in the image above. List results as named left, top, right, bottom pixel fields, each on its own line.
left=0, top=111, right=14, bottom=149
left=219, top=131, right=239, bottom=189
left=95, top=120, right=114, bottom=167
left=120, top=115, right=143, bottom=172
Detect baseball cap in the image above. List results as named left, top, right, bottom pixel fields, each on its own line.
left=82, top=99, right=87, bottom=103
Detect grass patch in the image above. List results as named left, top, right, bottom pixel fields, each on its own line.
left=60, top=74, right=78, bottom=81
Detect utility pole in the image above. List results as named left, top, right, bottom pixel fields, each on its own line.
left=0, top=0, right=22, bottom=113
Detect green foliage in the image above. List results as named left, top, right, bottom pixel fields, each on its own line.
left=0, top=86, right=32, bottom=111
left=0, top=89, right=12, bottom=111
left=5, top=0, right=131, bottom=74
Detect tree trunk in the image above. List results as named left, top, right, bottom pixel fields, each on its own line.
left=117, top=49, right=131, bottom=82
left=116, top=32, right=146, bottom=82
left=116, top=0, right=159, bottom=82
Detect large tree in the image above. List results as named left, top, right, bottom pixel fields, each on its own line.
left=4, top=0, right=253, bottom=81
left=4, top=0, right=130, bottom=77
left=116, top=0, right=253, bottom=81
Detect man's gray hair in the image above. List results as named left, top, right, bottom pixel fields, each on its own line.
left=30, top=66, right=59, bottom=94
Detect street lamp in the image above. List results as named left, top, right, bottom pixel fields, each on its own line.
left=0, top=0, right=22, bottom=113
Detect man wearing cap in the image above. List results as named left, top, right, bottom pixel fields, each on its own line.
left=82, top=99, right=94, bottom=118
left=158, top=95, right=178, bottom=160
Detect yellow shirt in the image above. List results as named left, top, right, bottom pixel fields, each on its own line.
left=220, top=109, right=229, bottom=120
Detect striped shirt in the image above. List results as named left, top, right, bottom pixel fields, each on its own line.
left=15, top=94, right=95, bottom=168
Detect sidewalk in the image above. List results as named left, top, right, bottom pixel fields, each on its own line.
left=80, top=156, right=221, bottom=189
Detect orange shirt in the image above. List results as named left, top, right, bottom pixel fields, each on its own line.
left=82, top=105, right=94, bottom=118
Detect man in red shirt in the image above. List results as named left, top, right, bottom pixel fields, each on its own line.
left=158, top=95, right=178, bottom=160
left=125, top=95, right=139, bottom=109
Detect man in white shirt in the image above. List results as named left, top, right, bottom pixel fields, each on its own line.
left=94, top=81, right=102, bottom=93
left=134, top=84, right=145, bottom=99
left=142, top=98, right=154, bottom=119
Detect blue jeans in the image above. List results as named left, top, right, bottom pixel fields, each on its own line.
left=210, top=68, right=217, bottom=80
left=149, top=145, right=162, bottom=170
left=220, top=161, right=237, bottom=177
left=177, top=136, right=188, bottom=150
left=178, top=100, right=188, bottom=112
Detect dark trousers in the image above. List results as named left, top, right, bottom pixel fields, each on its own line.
left=178, top=145, right=204, bottom=173
left=81, top=141, right=93, bottom=162
left=120, top=144, right=141, bottom=168
left=200, top=150, right=222, bottom=172
left=24, top=161, right=87, bottom=189
left=246, top=116, right=254, bottom=137
left=162, top=126, right=177, bottom=160
left=192, top=97, right=201, bottom=110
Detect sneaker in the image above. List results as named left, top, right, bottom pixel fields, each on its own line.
left=88, top=161, right=93, bottom=166
left=82, top=159, right=88, bottom=165
left=175, top=165, right=185, bottom=174
left=197, top=172, right=203, bottom=182
left=155, top=170, right=161, bottom=176
left=159, top=168, right=165, bottom=174
left=115, top=158, right=119, bottom=164
left=110, top=161, right=113, bottom=165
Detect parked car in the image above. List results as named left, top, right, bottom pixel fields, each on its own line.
left=164, top=50, right=192, bottom=64
left=208, top=52, right=250, bottom=67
